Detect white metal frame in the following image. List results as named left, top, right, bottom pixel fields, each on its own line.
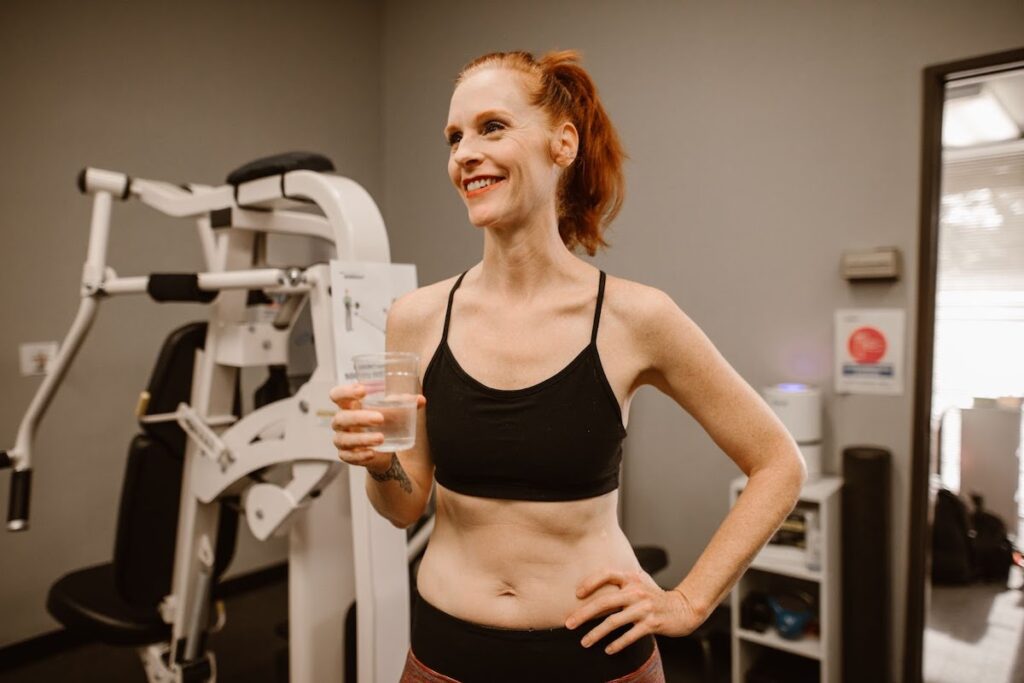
left=4, top=162, right=416, bottom=682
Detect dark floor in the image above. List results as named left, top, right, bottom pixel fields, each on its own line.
left=0, top=578, right=731, bottom=682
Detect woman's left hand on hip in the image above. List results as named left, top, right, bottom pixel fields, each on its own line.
left=564, top=569, right=706, bottom=655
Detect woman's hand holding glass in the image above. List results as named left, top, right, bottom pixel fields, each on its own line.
left=329, top=382, right=426, bottom=473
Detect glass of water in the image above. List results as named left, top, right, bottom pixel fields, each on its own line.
left=352, top=352, right=420, bottom=452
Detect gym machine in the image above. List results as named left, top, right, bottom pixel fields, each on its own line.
left=1, top=152, right=426, bottom=682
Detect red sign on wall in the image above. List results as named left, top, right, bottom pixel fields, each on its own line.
left=835, top=310, right=904, bottom=395
left=847, top=326, right=887, bottom=364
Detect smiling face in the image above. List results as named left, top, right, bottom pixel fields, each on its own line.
left=445, top=67, right=575, bottom=231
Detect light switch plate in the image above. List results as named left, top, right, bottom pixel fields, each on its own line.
left=19, top=342, right=59, bottom=376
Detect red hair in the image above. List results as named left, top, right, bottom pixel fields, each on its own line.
left=457, top=50, right=626, bottom=256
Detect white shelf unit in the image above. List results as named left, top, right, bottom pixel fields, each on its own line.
left=729, top=475, right=842, bottom=683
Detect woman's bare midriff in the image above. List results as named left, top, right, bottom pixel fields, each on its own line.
left=415, top=483, right=642, bottom=629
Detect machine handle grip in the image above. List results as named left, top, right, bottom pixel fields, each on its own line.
left=7, top=468, right=31, bottom=532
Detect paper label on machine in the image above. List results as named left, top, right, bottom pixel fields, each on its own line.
left=834, top=308, right=905, bottom=395
left=329, top=261, right=418, bottom=384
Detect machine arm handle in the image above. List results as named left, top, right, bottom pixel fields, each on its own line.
left=7, top=467, right=31, bottom=532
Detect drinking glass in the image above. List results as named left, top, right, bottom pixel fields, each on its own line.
left=352, top=352, right=420, bottom=452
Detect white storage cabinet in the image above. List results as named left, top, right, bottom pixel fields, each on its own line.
left=729, top=476, right=842, bottom=683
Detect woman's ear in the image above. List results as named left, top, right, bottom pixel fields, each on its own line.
left=551, top=121, right=579, bottom=168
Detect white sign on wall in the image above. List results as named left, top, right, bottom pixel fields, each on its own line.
left=834, top=308, right=905, bottom=395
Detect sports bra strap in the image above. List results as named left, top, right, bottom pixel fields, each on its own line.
left=441, top=271, right=468, bottom=342
left=591, top=271, right=606, bottom=345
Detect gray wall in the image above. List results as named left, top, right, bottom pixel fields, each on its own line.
left=380, top=1, right=1024, bottom=679
left=0, top=0, right=381, bottom=647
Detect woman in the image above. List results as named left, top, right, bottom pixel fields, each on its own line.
left=330, top=50, right=806, bottom=683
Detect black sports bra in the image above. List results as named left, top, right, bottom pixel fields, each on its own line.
left=422, top=270, right=627, bottom=502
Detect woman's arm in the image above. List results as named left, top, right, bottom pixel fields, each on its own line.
left=567, top=285, right=806, bottom=653
left=331, top=286, right=436, bottom=532
left=362, top=410, right=433, bottom=529
left=359, top=288, right=438, bottom=529
left=638, top=287, right=807, bottom=618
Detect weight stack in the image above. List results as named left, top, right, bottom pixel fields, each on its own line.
left=842, top=446, right=891, bottom=683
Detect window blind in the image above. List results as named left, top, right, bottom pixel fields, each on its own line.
left=938, top=150, right=1024, bottom=293
left=933, top=149, right=1024, bottom=490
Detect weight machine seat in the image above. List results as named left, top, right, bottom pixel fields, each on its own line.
left=47, top=563, right=170, bottom=646
left=46, top=322, right=240, bottom=646
left=226, top=151, right=335, bottom=186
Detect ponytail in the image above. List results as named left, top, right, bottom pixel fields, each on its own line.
left=456, top=50, right=626, bottom=256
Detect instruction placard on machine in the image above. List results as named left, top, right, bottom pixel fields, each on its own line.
left=329, top=261, right=418, bottom=382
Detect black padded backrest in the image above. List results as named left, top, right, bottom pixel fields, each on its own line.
left=113, top=322, right=240, bottom=609
left=140, top=322, right=208, bottom=453
left=113, top=435, right=184, bottom=608
left=254, top=365, right=292, bottom=409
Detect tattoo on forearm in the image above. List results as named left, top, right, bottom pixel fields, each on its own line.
left=368, top=454, right=413, bottom=494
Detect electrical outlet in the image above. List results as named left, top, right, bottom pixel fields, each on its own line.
left=19, top=342, right=59, bottom=376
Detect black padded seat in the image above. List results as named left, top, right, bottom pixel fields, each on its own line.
left=46, top=564, right=170, bottom=646
left=226, top=152, right=335, bottom=186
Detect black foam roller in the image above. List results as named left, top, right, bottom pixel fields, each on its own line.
left=842, top=446, right=891, bottom=683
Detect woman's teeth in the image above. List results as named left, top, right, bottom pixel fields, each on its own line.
left=466, top=177, right=501, bottom=192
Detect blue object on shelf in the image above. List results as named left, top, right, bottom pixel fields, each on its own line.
left=767, top=593, right=813, bottom=640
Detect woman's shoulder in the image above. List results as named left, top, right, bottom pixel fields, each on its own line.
left=602, top=272, right=714, bottom=381
left=602, top=272, right=680, bottom=328
left=387, top=272, right=464, bottom=338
